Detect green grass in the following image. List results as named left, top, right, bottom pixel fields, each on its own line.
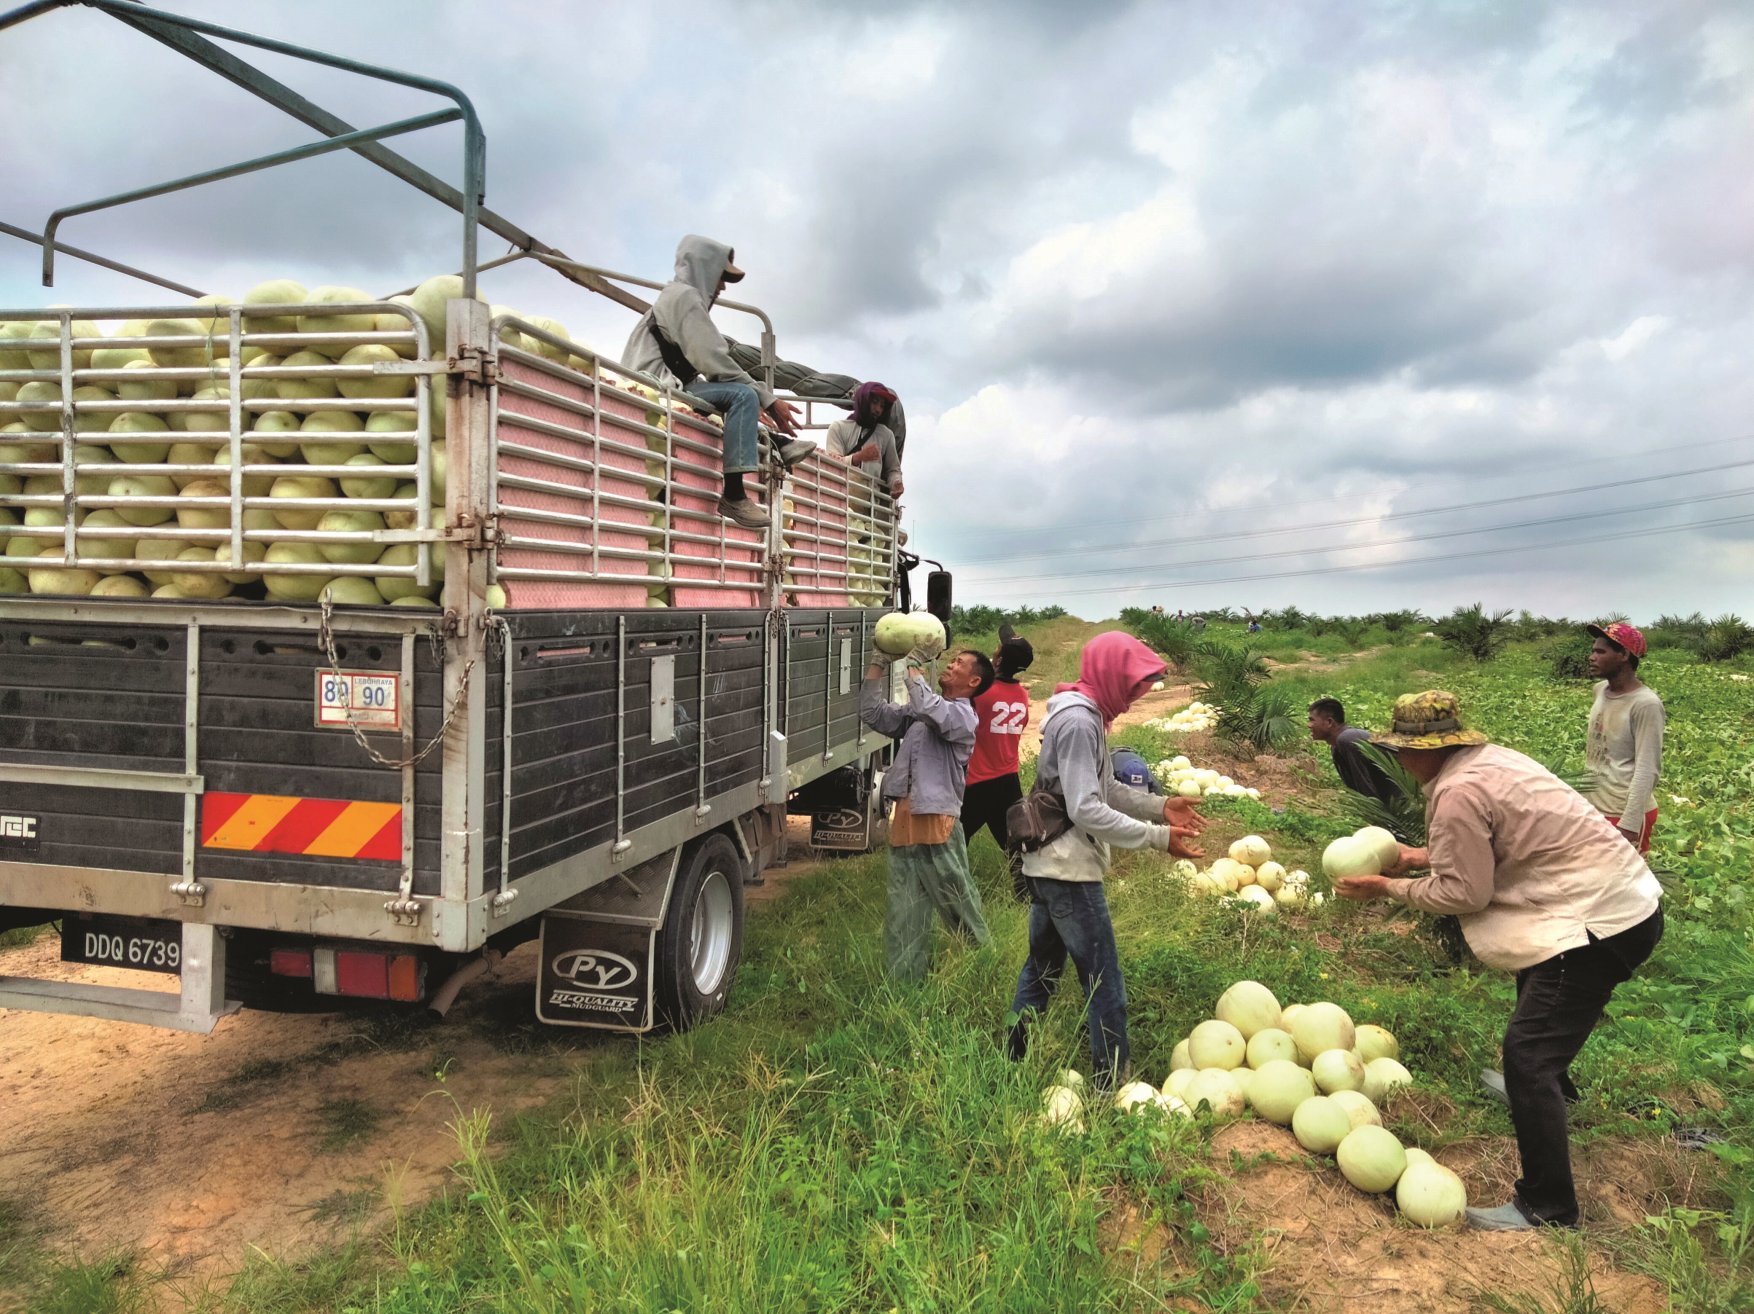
left=7, top=623, right=1750, bottom=1312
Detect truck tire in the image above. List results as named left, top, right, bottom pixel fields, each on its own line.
left=653, top=833, right=745, bottom=1032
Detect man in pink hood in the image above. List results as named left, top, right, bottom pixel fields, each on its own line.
left=1005, top=632, right=1206, bottom=1090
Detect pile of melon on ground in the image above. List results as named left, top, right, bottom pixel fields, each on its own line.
left=1144, top=700, right=1219, bottom=733
left=1038, top=981, right=1467, bottom=1229
left=1173, top=834, right=1320, bottom=912
left=1151, top=754, right=1260, bottom=801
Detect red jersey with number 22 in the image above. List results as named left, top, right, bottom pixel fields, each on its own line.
left=967, top=678, right=1030, bottom=785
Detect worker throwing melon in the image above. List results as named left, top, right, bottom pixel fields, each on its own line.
left=1332, top=690, right=1664, bottom=1232
left=861, top=613, right=998, bottom=982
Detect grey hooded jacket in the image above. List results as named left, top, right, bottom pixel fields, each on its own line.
left=1021, top=692, right=1175, bottom=884
left=621, top=235, right=775, bottom=407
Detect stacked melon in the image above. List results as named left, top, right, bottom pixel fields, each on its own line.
left=1, top=279, right=470, bottom=605
left=1143, top=700, right=1218, bottom=733
left=1164, top=982, right=1465, bottom=1227
left=1172, top=835, right=1320, bottom=912
left=1151, top=754, right=1261, bottom=800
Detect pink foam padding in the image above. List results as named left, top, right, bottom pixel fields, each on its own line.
left=668, top=411, right=762, bottom=607
left=493, top=360, right=650, bottom=608
left=784, top=453, right=856, bottom=606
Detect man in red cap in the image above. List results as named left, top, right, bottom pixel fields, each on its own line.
left=1583, top=622, right=1664, bottom=853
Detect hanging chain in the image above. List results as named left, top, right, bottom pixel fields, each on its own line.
left=318, top=594, right=478, bottom=770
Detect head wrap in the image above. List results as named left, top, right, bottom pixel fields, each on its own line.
left=1056, top=631, right=1166, bottom=729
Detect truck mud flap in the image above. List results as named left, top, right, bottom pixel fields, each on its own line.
left=533, top=849, right=677, bottom=1032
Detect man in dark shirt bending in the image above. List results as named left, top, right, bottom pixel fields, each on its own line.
left=1309, top=698, right=1396, bottom=803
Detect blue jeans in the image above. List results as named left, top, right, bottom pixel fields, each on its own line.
left=1007, top=877, right=1128, bottom=1090
left=684, top=379, right=760, bottom=476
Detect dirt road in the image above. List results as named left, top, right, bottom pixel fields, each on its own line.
left=0, top=823, right=837, bottom=1286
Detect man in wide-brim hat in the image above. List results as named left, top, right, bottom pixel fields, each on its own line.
left=1334, top=690, right=1664, bottom=1233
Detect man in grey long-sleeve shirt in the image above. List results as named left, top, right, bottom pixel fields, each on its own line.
left=620, top=235, right=813, bottom=529
left=860, top=646, right=996, bottom=981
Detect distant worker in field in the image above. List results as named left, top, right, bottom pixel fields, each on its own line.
left=1332, top=690, right=1663, bottom=1233
left=826, top=381, right=904, bottom=499
left=862, top=644, right=997, bottom=982
left=1582, top=623, right=1664, bottom=854
left=1308, top=698, right=1397, bottom=804
left=1109, top=746, right=1162, bottom=796
left=1005, top=632, right=1208, bottom=1092
left=961, top=625, right=1035, bottom=902
left=621, top=235, right=814, bottom=529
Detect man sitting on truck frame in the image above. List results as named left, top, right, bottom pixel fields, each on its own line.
left=622, top=235, right=813, bottom=530
left=862, top=646, right=997, bottom=982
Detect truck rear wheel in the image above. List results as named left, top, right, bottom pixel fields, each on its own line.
left=653, top=833, right=745, bottom=1031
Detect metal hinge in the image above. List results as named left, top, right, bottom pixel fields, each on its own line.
left=451, top=511, right=499, bottom=550
left=453, top=345, right=498, bottom=387
left=384, top=895, right=422, bottom=926
left=170, top=878, right=207, bottom=908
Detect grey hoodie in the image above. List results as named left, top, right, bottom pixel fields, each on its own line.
left=1021, top=692, right=1175, bottom=884
left=621, top=235, right=776, bottom=407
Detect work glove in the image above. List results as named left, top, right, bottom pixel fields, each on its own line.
left=868, top=649, right=899, bottom=669
left=905, top=645, right=937, bottom=669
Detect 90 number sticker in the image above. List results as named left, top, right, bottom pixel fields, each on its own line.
left=315, top=670, right=402, bottom=730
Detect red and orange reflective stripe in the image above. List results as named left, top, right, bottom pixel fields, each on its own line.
left=201, top=792, right=402, bottom=861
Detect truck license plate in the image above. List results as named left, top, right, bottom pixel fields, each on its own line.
left=61, top=915, right=183, bottom=973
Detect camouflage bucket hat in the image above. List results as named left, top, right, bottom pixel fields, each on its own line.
left=1370, top=689, right=1491, bottom=750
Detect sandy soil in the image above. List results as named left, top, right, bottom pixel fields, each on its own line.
left=0, top=820, right=836, bottom=1293
left=1191, top=1120, right=1683, bottom=1314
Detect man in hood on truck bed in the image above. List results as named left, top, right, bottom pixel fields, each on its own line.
left=621, top=235, right=813, bottom=529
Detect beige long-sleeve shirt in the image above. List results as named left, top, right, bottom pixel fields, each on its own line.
left=1389, top=744, right=1661, bottom=971
left=1585, top=681, right=1664, bottom=822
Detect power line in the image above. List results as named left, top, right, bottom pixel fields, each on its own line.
left=968, top=509, right=1754, bottom=598
left=964, top=483, right=1754, bottom=586
left=964, top=432, right=1754, bottom=545
left=956, top=457, right=1754, bottom=564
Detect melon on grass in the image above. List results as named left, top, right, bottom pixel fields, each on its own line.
left=1253, top=861, right=1287, bottom=892
left=1229, top=835, right=1272, bottom=867
left=1235, top=886, right=1277, bottom=914
left=1188, top=1019, right=1247, bottom=1070
left=1292, top=1095, right=1353, bottom=1153
left=1041, top=1085, right=1085, bottom=1132
left=1246, top=1027, right=1298, bottom=1069
left=1289, top=1002, right=1356, bottom=1064
left=1113, top=1081, right=1160, bottom=1114
left=873, top=610, right=946, bottom=658
left=1164, top=1069, right=1195, bottom=1100
left=1355, top=1024, right=1399, bottom=1063
left=1169, top=1039, right=1193, bottom=1073
left=1328, top=1089, right=1382, bottom=1129
left=1336, top=1125, right=1407, bottom=1193
left=1247, top=1059, right=1316, bottom=1126
left=1215, top=980, right=1281, bottom=1039
left=1184, top=1069, right=1244, bottom=1118
left=1312, top=1048, right=1366, bottom=1094
left=1362, top=1057, right=1413, bottom=1105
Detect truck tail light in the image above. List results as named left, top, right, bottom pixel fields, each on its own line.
left=312, top=946, right=423, bottom=1002
left=269, top=948, right=313, bottom=978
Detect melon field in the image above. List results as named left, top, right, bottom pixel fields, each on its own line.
left=2, top=616, right=1750, bottom=1313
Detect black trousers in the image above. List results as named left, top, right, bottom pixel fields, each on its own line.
left=960, top=773, right=1027, bottom=901
left=1503, top=908, right=1663, bottom=1225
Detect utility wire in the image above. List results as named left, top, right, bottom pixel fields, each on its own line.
left=965, top=432, right=1754, bottom=544
left=969, top=509, right=1754, bottom=598
left=956, top=457, right=1754, bottom=564
left=964, top=483, right=1754, bottom=585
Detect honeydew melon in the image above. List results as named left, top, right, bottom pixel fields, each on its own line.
left=1245, top=1027, right=1298, bottom=1068
left=1187, top=1019, right=1247, bottom=1070
left=1289, top=1002, right=1356, bottom=1064
left=873, top=610, right=946, bottom=658
left=1354, top=1025, right=1399, bottom=1064
left=1362, top=1057, right=1413, bottom=1105
left=1184, top=1068, right=1244, bottom=1118
left=1247, top=1059, right=1316, bottom=1125
left=1323, top=835, right=1381, bottom=880
left=1336, top=1125, right=1407, bottom=1193
left=1396, top=1161, right=1467, bottom=1227
left=1215, top=981, right=1281, bottom=1039
left=1312, top=1048, right=1367, bottom=1094
left=1292, top=1095, right=1353, bottom=1153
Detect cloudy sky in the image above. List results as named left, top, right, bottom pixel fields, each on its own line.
left=5, top=0, right=1753, bottom=622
